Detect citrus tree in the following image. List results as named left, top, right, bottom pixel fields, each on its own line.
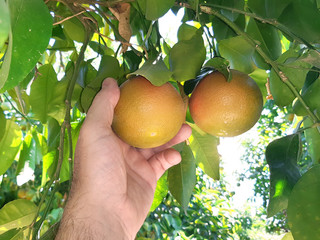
left=0, top=0, right=320, bottom=239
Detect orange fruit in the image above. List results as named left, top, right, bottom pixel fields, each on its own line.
left=17, top=189, right=33, bottom=200
left=112, top=76, right=186, bottom=148
left=189, top=70, right=263, bottom=137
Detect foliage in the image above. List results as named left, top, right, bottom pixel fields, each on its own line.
left=240, top=101, right=292, bottom=208
left=0, top=0, right=320, bottom=239
left=240, top=101, right=313, bottom=233
left=137, top=169, right=251, bottom=240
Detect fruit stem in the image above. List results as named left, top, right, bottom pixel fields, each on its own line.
left=198, top=6, right=320, bottom=124
left=177, top=82, right=189, bottom=111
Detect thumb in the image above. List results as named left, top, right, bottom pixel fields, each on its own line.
left=148, top=148, right=182, bottom=181
left=85, top=78, right=120, bottom=127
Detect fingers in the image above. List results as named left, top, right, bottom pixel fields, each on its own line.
left=138, top=124, right=192, bottom=159
left=85, top=78, right=120, bottom=127
left=148, top=148, right=181, bottom=180
left=153, top=124, right=192, bottom=152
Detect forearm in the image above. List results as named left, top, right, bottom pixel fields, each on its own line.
left=55, top=195, right=131, bottom=240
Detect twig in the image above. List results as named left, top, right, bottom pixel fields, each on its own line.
left=277, top=63, right=320, bottom=73
left=69, top=0, right=134, bottom=7
left=200, top=3, right=316, bottom=50
left=63, top=30, right=91, bottom=194
left=95, top=31, right=115, bottom=42
left=29, top=122, right=66, bottom=239
left=296, top=121, right=320, bottom=133
left=3, top=93, right=31, bottom=123
left=53, top=11, right=86, bottom=26
left=30, top=14, right=92, bottom=240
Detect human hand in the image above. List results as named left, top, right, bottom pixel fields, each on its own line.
left=56, top=78, right=192, bottom=240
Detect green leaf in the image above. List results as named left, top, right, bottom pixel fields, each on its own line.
left=0, top=0, right=52, bottom=91
left=249, top=68, right=268, bottom=103
left=177, top=23, right=199, bottom=41
left=6, top=89, right=30, bottom=115
left=168, top=143, right=196, bottom=211
left=29, top=131, right=43, bottom=170
left=0, top=108, right=6, bottom=141
left=246, top=18, right=281, bottom=69
left=38, top=222, right=60, bottom=240
left=293, top=77, right=320, bottom=116
left=47, top=117, right=61, bottom=152
left=278, top=0, right=320, bottom=43
left=150, top=172, right=168, bottom=212
left=81, top=55, right=120, bottom=112
left=96, top=55, right=121, bottom=81
left=0, top=120, right=22, bottom=176
left=0, top=199, right=37, bottom=234
left=269, top=53, right=311, bottom=107
left=303, top=118, right=320, bottom=165
left=137, top=0, right=175, bottom=20
left=128, top=58, right=172, bottom=86
left=60, top=121, right=83, bottom=182
left=51, top=24, right=66, bottom=41
left=218, top=36, right=256, bottom=74
left=281, top=232, right=294, bottom=240
left=219, top=0, right=244, bottom=21
left=16, top=130, right=45, bottom=174
left=19, top=68, right=36, bottom=90
left=287, top=165, right=320, bottom=240
left=211, top=16, right=237, bottom=41
left=74, top=61, right=97, bottom=89
left=0, top=0, right=10, bottom=49
left=204, top=57, right=231, bottom=81
left=15, top=134, right=32, bottom=176
left=247, top=0, right=293, bottom=19
left=59, top=135, right=70, bottom=183
left=123, top=51, right=143, bottom=72
left=42, top=151, right=57, bottom=187
left=89, top=41, right=114, bottom=56
left=29, top=64, right=60, bottom=123
left=0, top=228, right=24, bottom=240
left=188, top=123, right=220, bottom=180
left=51, top=37, right=75, bottom=52
left=170, top=28, right=206, bottom=82
left=300, top=49, right=320, bottom=69
left=266, top=134, right=301, bottom=217
left=63, top=17, right=85, bottom=43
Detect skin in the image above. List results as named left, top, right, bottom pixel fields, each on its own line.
left=55, top=78, right=192, bottom=240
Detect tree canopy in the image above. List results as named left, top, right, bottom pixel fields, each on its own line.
left=0, top=0, right=320, bottom=239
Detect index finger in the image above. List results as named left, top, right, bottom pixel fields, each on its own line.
left=138, top=124, right=192, bottom=159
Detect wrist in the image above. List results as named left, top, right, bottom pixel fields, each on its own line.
left=56, top=193, right=133, bottom=240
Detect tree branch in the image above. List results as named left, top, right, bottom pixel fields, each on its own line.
left=30, top=12, right=92, bottom=240
left=200, top=3, right=315, bottom=50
